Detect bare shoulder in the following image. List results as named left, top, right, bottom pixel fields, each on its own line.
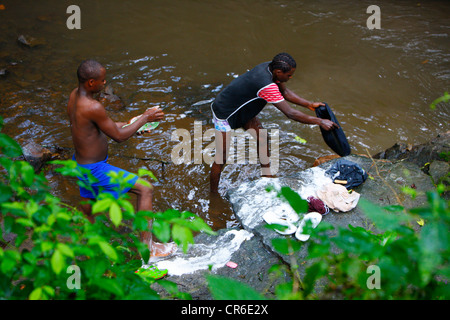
left=77, top=95, right=104, bottom=114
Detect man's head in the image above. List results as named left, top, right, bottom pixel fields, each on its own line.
left=77, top=59, right=106, bottom=93
left=269, top=53, right=296, bottom=83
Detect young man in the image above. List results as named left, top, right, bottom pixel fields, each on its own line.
left=67, top=59, right=176, bottom=258
left=210, top=53, right=339, bottom=193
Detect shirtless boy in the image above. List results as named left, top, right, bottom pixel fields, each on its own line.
left=67, top=59, right=176, bottom=259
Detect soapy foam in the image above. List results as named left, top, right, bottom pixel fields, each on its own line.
left=149, top=229, right=253, bottom=276
left=297, top=167, right=333, bottom=200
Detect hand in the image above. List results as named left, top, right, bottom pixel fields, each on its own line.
left=307, top=102, right=325, bottom=111
left=319, top=119, right=339, bottom=131
left=143, top=106, right=164, bottom=122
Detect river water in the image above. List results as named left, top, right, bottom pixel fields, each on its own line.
left=0, top=0, right=449, bottom=230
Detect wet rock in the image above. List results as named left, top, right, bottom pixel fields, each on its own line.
left=22, top=141, right=52, bottom=172
left=17, top=35, right=47, bottom=48
left=152, top=229, right=290, bottom=300
left=150, top=133, right=447, bottom=299
left=225, top=153, right=435, bottom=288
left=373, top=131, right=450, bottom=169
left=313, top=154, right=341, bottom=167
left=429, top=160, right=449, bottom=185
left=44, top=144, right=72, bottom=161
left=0, top=68, right=7, bottom=78
left=99, top=85, right=125, bottom=110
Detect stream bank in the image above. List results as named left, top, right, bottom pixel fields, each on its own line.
left=150, top=131, right=449, bottom=299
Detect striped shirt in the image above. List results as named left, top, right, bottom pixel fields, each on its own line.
left=257, top=83, right=285, bottom=103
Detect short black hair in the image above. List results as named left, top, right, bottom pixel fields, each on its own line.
left=77, top=59, right=105, bottom=83
left=269, top=53, right=297, bottom=73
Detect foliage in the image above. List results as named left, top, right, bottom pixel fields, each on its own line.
left=430, top=91, right=450, bottom=110
left=0, top=116, right=214, bottom=300
left=207, top=179, right=449, bottom=300
left=208, top=94, right=450, bottom=300
left=208, top=184, right=449, bottom=300
left=207, top=275, right=266, bottom=300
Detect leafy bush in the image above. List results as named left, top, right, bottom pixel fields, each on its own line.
left=0, top=116, right=214, bottom=300
left=208, top=183, right=449, bottom=300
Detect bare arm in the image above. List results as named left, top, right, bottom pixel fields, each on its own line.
left=273, top=100, right=339, bottom=131
left=278, top=82, right=324, bottom=111
left=89, top=103, right=164, bottom=143
left=115, top=121, right=128, bottom=128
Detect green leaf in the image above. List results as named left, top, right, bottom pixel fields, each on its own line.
left=418, top=221, right=448, bottom=284
left=271, top=238, right=301, bottom=255
left=277, top=186, right=308, bottom=214
left=138, top=168, right=158, bottom=182
left=20, top=161, right=35, bottom=186
left=0, top=133, right=22, bottom=157
left=430, top=92, right=450, bottom=109
left=1, top=201, right=25, bottom=212
left=1, top=251, right=19, bottom=273
left=383, top=205, right=404, bottom=212
left=152, top=220, right=171, bottom=243
left=157, top=279, right=192, bottom=300
left=401, top=186, right=417, bottom=200
left=41, top=241, right=54, bottom=253
left=118, top=199, right=135, bottom=216
left=16, top=218, right=34, bottom=227
left=92, top=198, right=113, bottom=214
left=98, top=241, right=118, bottom=261
left=29, top=287, right=43, bottom=300
left=25, top=200, right=39, bottom=217
left=57, top=243, right=74, bottom=258
left=42, top=285, right=55, bottom=298
left=294, top=135, right=307, bottom=144
left=303, top=261, right=328, bottom=297
left=0, top=185, right=12, bottom=202
left=187, top=215, right=216, bottom=234
left=207, top=275, right=265, bottom=300
left=133, top=215, right=150, bottom=231
left=275, top=281, right=302, bottom=300
left=93, top=278, right=124, bottom=297
left=172, top=224, right=193, bottom=253
left=51, top=249, right=65, bottom=275
left=358, top=198, right=412, bottom=231
left=109, top=202, right=122, bottom=227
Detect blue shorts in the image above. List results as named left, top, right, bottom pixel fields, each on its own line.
left=73, top=155, right=139, bottom=199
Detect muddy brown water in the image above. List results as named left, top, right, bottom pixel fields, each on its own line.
left=0, top=0, right=449, bottom=230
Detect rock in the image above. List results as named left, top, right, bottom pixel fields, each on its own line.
left=429, top=160, right=449, bottom=185
left=22, top=141, right=52, bottom=172
left=0, top=68, right=8, bottom=78
left=150, top=133, right=447, bottom=299
left=17, top=35, right=47, bottom=48
left=151, top=228, right=289, bottom=299
left=99, top=85, right=125, bottom=110
left=313, top=154, right=341, bottom=167
left=225, top=154, right=435, bottom=290
left=373, top=131, right=450, bottom=169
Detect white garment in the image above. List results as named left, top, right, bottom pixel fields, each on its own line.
left=316, top=183, right=360, bottom=212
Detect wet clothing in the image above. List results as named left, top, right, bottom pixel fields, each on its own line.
left=325, top=159, right=368, bottom=189
left=317, top=183, right=360, bottom=212
left=315, top=103, right=351, bottom=156
left=211, top=62, right=284, bottom=130
left=307, top=196, right=330, bottom=215
left=73, top=155, right=138, bottom=199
